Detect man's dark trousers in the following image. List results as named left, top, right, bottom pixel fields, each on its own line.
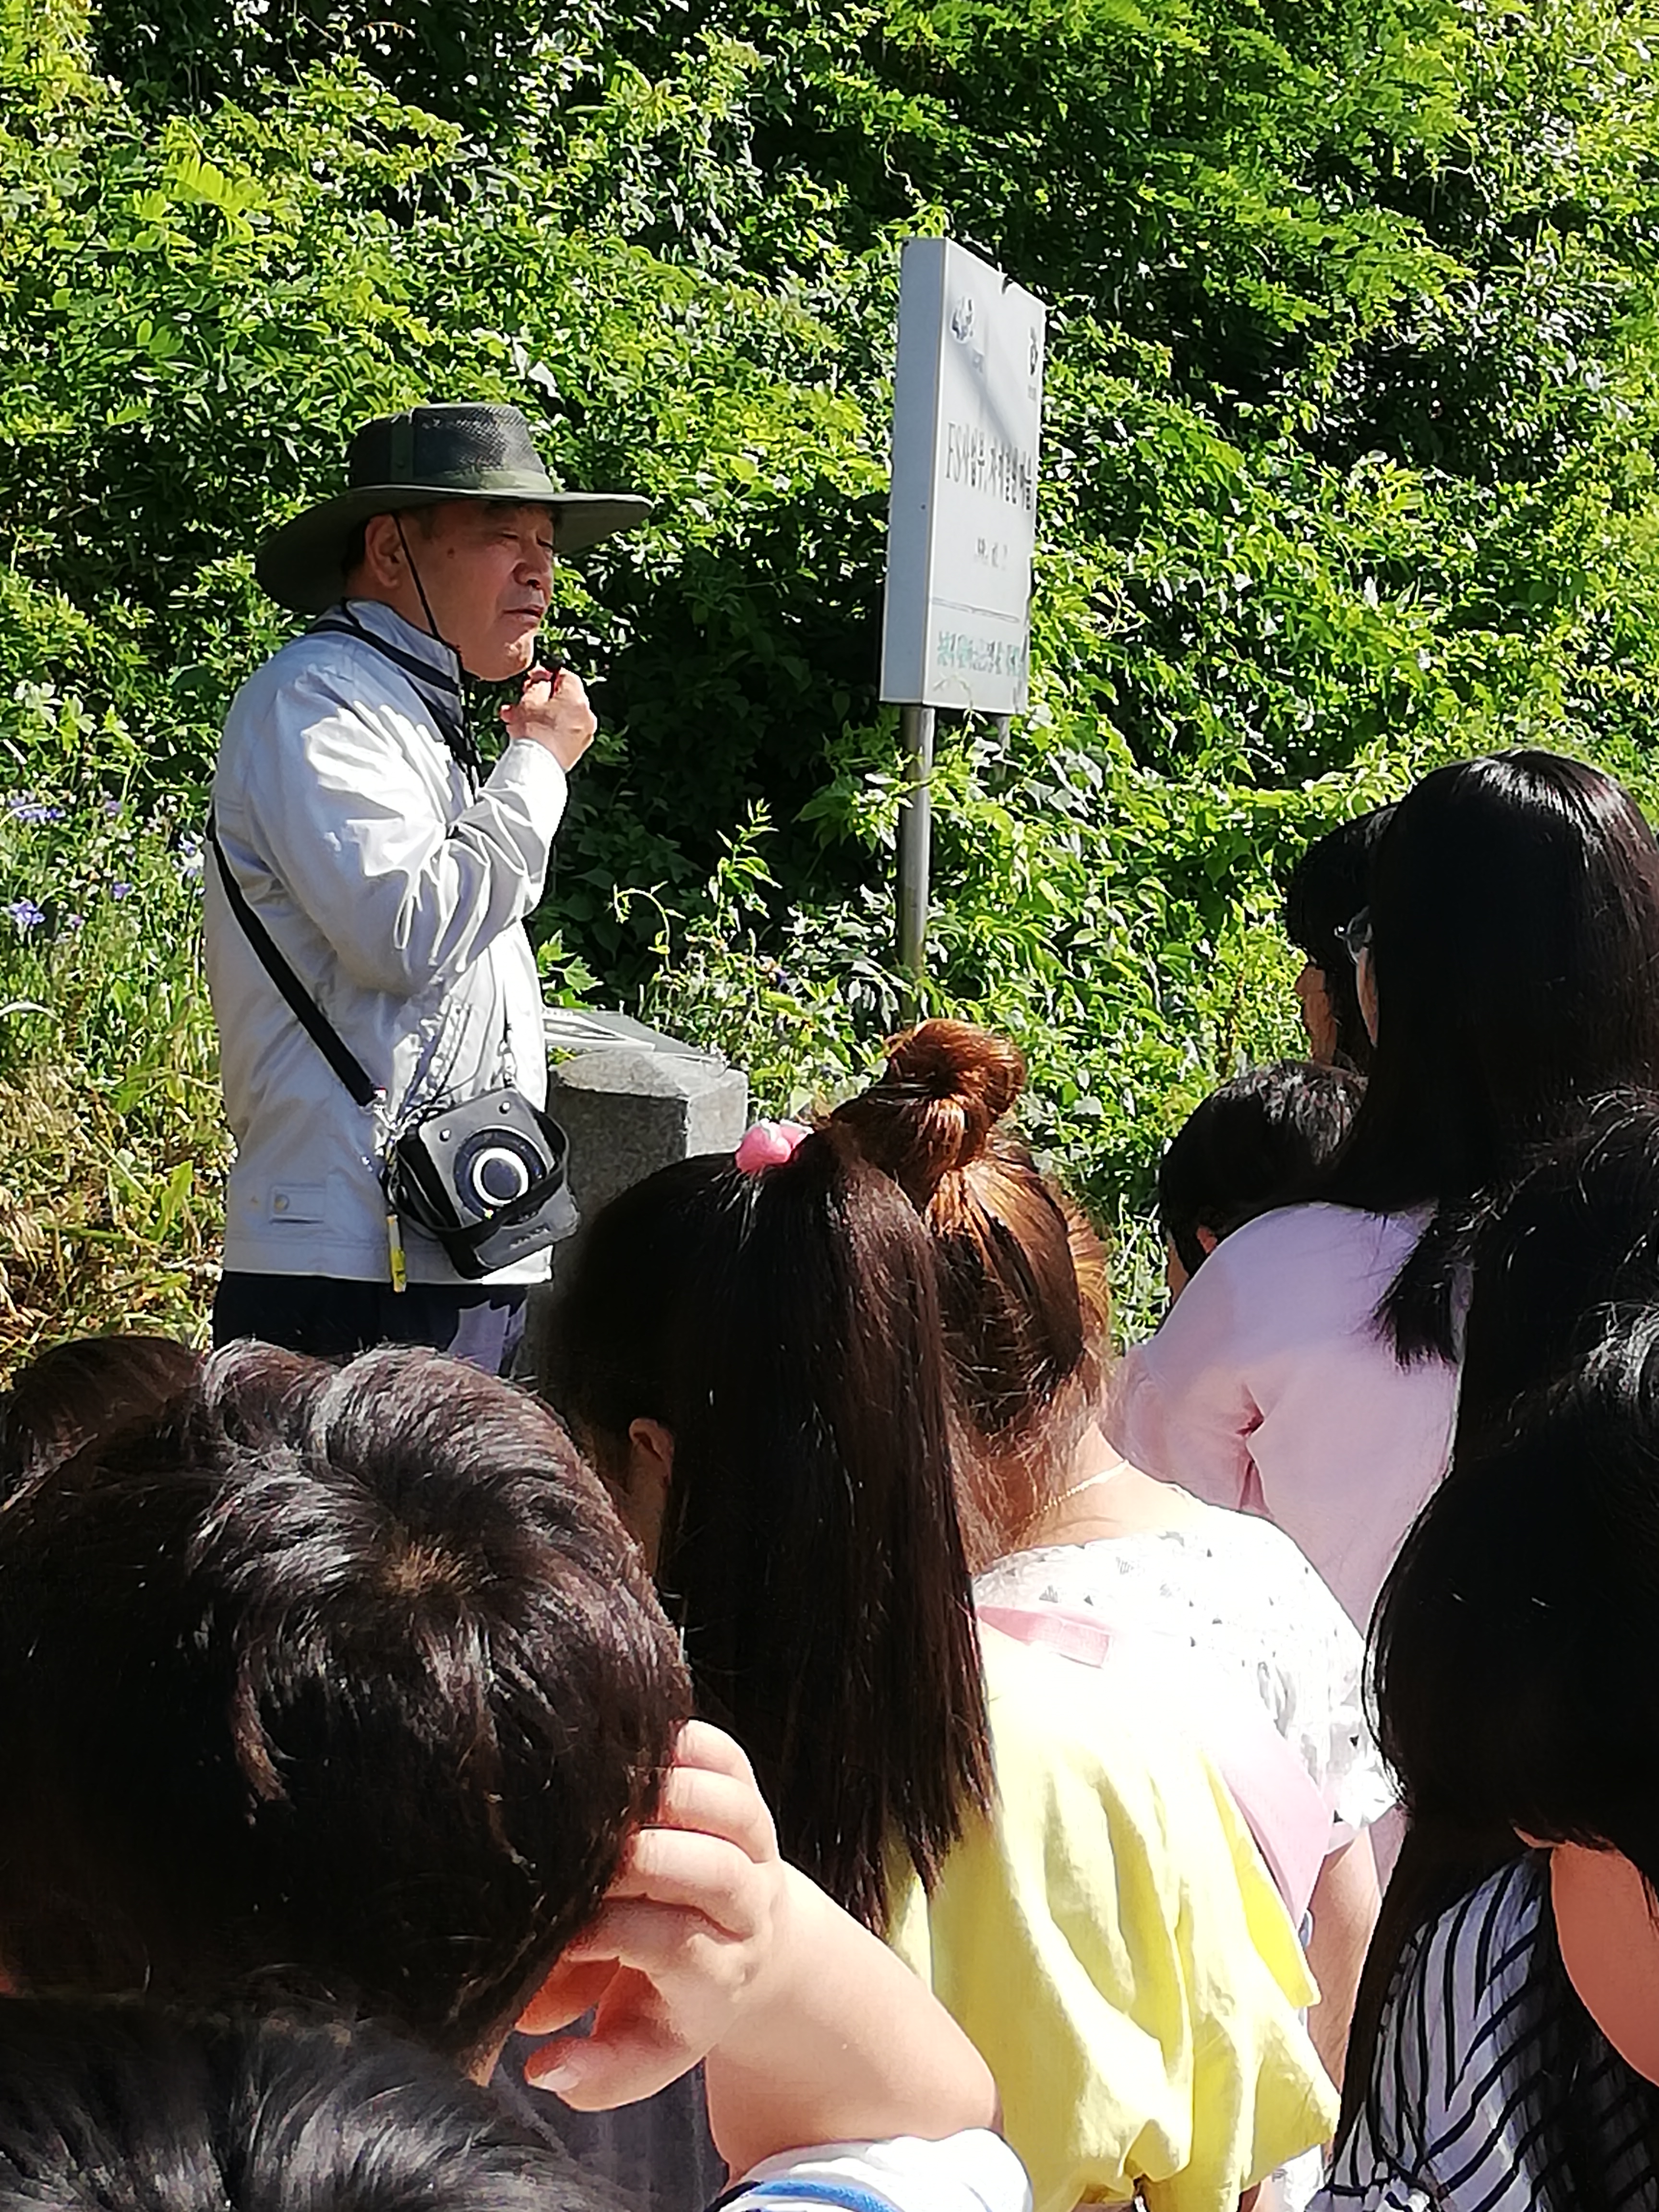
left=212, top=1272, right=527, bottom=1375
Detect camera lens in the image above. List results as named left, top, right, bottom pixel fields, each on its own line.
left=476, top=1148, right=531, bottom=1203
left=455, top=1128, right=544, bottom=1215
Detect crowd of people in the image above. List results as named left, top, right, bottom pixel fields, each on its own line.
left=8, top=744, right=1659, bottom=2210
left=4, top=408, right=1659, bottom=2212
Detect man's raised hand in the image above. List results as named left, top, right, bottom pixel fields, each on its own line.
left=502, top=663, right=596, bottom=771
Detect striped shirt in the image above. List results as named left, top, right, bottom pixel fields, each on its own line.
left=1317, top=1854, right=1659, bottom=2211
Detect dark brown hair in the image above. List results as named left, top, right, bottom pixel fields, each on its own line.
left=832, top=1021, right=1109, bottom=1568
left=0, top=1334, right=200, bottom=1499
left=340, top=501, right=446, bottom=586
left=0, top=1342, right=689, bottom=2063
left=0, top=1999, right=607, bottom=2212
left=541, top=1126, right=993, bottom=1934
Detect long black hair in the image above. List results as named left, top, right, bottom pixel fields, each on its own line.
left=1341, top=1331, right=1659, bottom=2203
left=542, top=1127, right=994, bottom=1935
left=1453, top=1094, right=1659, bottom=1456
left=1314, top=750, right=1659, bottom=1361
left=1341, top=1098, right=1659, bottom=2193
left=1345, top=1096, right=1659, bottom=2126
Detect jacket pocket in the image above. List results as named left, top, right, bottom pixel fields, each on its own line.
left=266, top=1182, right=329, bottom=1224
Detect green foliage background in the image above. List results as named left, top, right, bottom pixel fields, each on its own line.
left=4, top=0, right=1659, bottom=1356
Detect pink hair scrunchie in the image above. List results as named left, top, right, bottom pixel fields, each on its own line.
left=734, top=1120, right=812, bottom=1175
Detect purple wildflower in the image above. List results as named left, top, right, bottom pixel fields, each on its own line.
left=175, top=832, right=204, bottom=884
left=109, top=880, right=134, bottom=901
left=7, top=799, right=63, bottom=826
left=5, top=899, right=46, bottom=929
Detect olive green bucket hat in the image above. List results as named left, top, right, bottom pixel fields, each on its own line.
left=256, top=402, right=652, bottom=615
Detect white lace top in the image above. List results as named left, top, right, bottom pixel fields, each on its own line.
left=974, top=1512, right=1394, bottom=1834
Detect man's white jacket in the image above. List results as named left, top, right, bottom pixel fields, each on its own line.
left=206, top=599, right=568, bottom=1286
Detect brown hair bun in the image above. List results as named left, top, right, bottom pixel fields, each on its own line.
left=833, top=1021, right=1026, bottom=1210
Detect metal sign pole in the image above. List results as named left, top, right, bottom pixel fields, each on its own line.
left=897, top=702, right=936, bottom=1009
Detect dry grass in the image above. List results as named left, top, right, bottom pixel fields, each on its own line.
left=0, top=1064, right=223, bottom=1378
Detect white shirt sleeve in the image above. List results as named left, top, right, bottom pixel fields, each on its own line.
left=717, top=2132, right=1034, bottom=2212
left=240, top=661, right=567, bottom=1000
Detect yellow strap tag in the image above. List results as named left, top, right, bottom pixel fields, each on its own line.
left=386, top=1211, right=408, bottom=1294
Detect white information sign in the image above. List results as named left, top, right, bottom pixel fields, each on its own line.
left=880, top=236, right=1047, bottom=715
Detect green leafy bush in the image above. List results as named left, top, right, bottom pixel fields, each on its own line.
left=5, top=0, right=1659, bottom=1363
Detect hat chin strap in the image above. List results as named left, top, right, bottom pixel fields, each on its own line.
left=391, top=514, right=484, bottom=782
left=394, top=514, right=459, bottom=666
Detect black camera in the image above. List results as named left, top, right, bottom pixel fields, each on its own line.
left=387, top=1087, right=577, bottom=1278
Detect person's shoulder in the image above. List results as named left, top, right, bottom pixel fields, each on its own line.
left=219, top=621, right=427, bottom=792
left=977, top=1620, right=1154, bottom=1764
left=222, top=623, right=364, bottom=727
left=1214, top=1201, right=1415, bottom=1269
left=1321, top=1857, right=1548, bottom=2205
left=976, top=1623, right=1243, bottom=1852
left=1159, top=1203, right=1426, bottom=1354
left=1185, top=1504, right=1358, bottom=1623
left=1388, top=1854, right=1546, bottom=2073
left=1411, top=1854, right=1544, bottom=1984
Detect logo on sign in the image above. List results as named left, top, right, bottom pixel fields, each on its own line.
left=950, top=293, right=977, bottom=343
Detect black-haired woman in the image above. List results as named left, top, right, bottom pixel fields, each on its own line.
left=1112, top=750, right=1659, bottom=1631
left=1320, top=1344, right=1659, bottom=2206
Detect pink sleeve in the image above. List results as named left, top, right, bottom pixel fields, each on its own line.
left=1105, top=1259, right=1261, bottom=1512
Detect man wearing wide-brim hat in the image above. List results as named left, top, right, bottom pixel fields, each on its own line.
left=205, top=401, right=649, bottom=1367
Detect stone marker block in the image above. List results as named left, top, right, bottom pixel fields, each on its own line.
left=546, top=1041, right=750, bottom=1221
left=517, top=1009, right=749, bottom=1381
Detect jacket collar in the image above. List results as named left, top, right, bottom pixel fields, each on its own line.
left=315, top=599, right=479, bottom=780
left=340, top=597, right=463, bottom=689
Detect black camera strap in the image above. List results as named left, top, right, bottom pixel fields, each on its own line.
left=210, top=811, right=574, bottom=1282
left=207, top=816, right=381, bottom=1112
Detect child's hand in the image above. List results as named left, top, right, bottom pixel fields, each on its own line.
left=517, top=1719, right=789, bottom=2108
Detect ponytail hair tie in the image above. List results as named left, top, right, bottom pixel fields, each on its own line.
left=734, top=1120, right=812, bottom=1175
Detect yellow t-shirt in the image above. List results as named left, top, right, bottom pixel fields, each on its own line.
left=885, top=1627, right=1336, bottom=2212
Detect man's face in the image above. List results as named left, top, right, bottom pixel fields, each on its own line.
left=404, top=501, right=556, bottom=682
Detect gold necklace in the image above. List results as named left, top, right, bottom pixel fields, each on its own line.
left=1014, top=1455, right=1128, bottom=1545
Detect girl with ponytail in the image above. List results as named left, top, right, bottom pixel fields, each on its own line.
left=842, top=1022, right=1389, bottom=2109
left=542, top=1109, right=1334, bottom=2212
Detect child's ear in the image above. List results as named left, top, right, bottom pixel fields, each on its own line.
left=1196, top=1224, right=1220, bottom=1256
left=622, top=1418, right=676, bottom=1573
